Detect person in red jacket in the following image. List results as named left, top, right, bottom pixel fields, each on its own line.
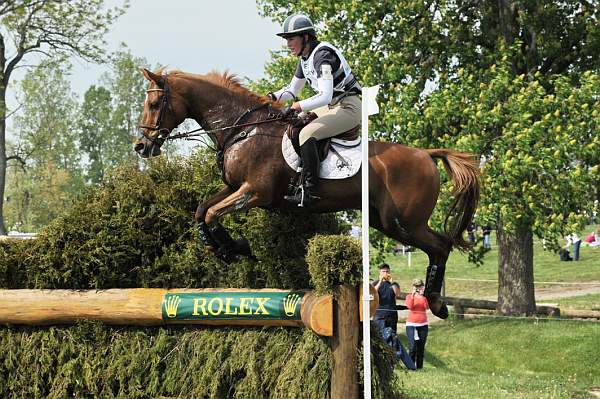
left=405, top=278, right=429, bottom=369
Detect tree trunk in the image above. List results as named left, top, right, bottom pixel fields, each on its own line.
left=0, top=89, right=8, bottom=235
left=497, top=220, right=536, bottom=315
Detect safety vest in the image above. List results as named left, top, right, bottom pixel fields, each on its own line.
left=300, top=41, right=359, bottom=96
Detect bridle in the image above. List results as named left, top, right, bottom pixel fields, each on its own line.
left=138, top=82, right=172, bottom=145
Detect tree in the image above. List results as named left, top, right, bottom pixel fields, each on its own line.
left=100, top=45, right=148, bottom=165
left=6, top=61, right=82, bottom=230
left=0, top=0, right=126, bottom=234
left=78, top=85, right=113, bottom=183
left=257, top=0, right=600, bottom=314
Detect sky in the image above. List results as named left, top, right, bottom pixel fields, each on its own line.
left=69, top=0, right=284, bottom=95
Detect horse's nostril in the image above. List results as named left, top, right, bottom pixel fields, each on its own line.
left=134, top=142, right=145, bottom=153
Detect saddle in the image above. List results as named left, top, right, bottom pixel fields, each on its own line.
left=286, top=112, right=360, bottom=160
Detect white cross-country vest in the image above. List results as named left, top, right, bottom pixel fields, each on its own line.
left=300, top=42, right=358, bottom=96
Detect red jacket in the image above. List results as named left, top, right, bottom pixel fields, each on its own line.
left=405, top=293, right=429, bottom=325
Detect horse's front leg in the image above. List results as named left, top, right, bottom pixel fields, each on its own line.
left=194, top=186, right=234, bottom=251
left=204, top=184, right=265, bottom=262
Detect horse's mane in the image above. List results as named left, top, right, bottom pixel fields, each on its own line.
left=156, top=67, right=273, bottom=106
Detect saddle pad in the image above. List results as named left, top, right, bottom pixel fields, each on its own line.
left=281, top=134, right=362, bottom=179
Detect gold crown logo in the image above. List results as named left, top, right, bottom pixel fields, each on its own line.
left=283, top=293, right=301, bottom=317
left=165, top=295, right=182, bottom=318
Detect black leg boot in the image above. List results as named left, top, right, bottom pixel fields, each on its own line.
left=208, top=224, right=238, bottom=263
left=424, top=264, right=449, bottom=319
left=197, top=221, right=218, bottom=249
left=208, top=224, right=255, bottom=262
left=284, top=137, right=320, bottom=207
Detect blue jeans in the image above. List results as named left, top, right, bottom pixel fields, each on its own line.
left=483, top=234, right=491, bottom=249
left=406, top=325, right=428, bottom=369
left=573, top=240, right=581, bottom=261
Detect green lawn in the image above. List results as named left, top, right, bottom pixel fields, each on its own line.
left=556, top=293, right=600, bottom=311
left=372, top=228, right=600, bottom=305
left=395, top=318, right=600, bottom=399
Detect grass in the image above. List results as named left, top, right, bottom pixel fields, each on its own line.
left=556, top=293, right=600, bottom=311
left=372, top=227, right=600, bottom=305
left=394, top=318, right=600, bottom=399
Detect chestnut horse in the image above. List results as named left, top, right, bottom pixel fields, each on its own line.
left=134, top=68, right=480, bottom=319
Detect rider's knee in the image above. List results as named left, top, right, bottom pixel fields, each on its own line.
left=299, top=129, right=317, bottom=146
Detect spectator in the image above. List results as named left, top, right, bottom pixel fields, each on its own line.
left=566, top=233, right=582, bottom=261
left=559, top=248, right=573, bottom=261
left=371, top=263, right=401, bottom=333
left=405, top=278, right=429, bottom=370
left=482, top=224, right=492, bottom=249
left=467, top=222, right=476, bottom=244
left=588, top=229, right=600, bottom=248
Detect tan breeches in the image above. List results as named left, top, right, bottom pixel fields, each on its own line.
left=299, top=94, right=362, bottom=145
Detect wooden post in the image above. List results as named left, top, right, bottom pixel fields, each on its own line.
left=331, top=284, right=359, bottom=399
left=0, top=288, right=333, bottom=336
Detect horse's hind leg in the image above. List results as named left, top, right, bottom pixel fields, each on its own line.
left=408, top=225, right=453, bottom=319
left=373, top=206, right=452, bottom=319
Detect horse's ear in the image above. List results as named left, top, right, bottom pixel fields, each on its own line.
left=141, top=68, right=164, bottom=86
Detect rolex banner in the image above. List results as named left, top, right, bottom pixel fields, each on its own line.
left=0, top=288, right=333, bottom=336
left=162, top=291, right=304, bottom=321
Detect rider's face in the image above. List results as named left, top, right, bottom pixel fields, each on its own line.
left=286, top=35, right=304, bottom=56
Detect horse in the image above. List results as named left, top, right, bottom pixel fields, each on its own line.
left=134, top=67, right=480, bottom=319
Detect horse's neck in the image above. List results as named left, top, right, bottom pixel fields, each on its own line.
left=183, top=78, right=261, bottom=132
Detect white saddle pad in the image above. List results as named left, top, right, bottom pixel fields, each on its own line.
left=281, top=134, right=362, bottom=179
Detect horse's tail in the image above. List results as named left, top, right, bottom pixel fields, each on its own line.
left=426, top=149, right=480, bottom=251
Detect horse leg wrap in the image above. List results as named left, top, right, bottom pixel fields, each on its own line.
left=197, top=222, right=218, bottom=249
left=425, top=264, right=449, bottom=319
left=209, top=224, right=237, bottom=261
left=209, top=225, right=255, bottom=262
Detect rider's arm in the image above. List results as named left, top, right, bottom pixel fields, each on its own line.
left=297, top=64, right=334, bottom=111
left=271, top=76, right=306, bottom=102
left=271, top=62, right=306, bottom=102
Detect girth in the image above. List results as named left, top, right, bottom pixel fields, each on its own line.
left=285, top=113, right=360, bottom=161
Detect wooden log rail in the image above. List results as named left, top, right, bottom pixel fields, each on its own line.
left=398, top=293, right=561, bottom=317
left=0, top=288, right=333, bottom=336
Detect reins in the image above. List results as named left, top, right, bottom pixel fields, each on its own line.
left=166, top=114, right=285, bottom=141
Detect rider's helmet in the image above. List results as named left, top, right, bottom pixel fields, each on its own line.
left=277, top=14, right=316, bottom=38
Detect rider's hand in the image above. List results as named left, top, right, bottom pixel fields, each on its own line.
left=281, top=106, right=296, bottom=118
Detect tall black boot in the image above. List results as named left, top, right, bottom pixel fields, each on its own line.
left=285, top=137, right=320, bottom=207
left=424, top=264, right=449, bottom=319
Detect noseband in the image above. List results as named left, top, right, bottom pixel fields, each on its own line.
left=138, top=82, right=172, bottom=144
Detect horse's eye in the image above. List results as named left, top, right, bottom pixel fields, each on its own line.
left=150, top=100, right=160, bottom=109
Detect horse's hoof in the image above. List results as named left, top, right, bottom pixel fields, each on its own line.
left=428, top=292, right=449, bottom=319
left=433, top=303, right=449, bottom=319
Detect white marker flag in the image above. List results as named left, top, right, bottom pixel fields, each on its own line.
left=360, top=84, right=380, bottom=399
left=363, top=85, right=380, bottom=116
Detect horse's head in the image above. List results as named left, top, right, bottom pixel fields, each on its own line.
left=134, top=68, right=187, bottom=158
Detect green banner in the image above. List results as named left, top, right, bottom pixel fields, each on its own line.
left=162, top=291, right=305, bottom=321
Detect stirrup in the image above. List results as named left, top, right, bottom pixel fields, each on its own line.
left=284, top=185, right=319, bottom=207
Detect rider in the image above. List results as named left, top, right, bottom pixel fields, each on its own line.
left=269, top=13, right=362, bottom=207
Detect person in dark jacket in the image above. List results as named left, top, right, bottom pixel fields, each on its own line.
left=371, top=263, right=401, bottom=333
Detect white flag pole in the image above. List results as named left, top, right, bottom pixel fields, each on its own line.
left=361, top=85, right=379, bottom=399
